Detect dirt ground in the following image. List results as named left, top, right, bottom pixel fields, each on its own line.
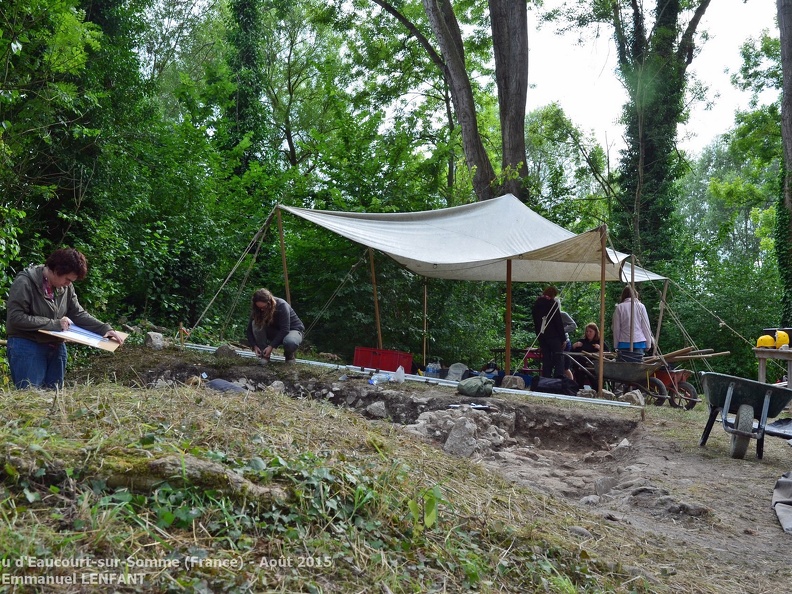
left=80, top=347, right=792, bottom=591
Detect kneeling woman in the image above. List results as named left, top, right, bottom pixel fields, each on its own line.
left=5, top=248, right=125, bottom=389
left=246, top=288, right=304, bottom=363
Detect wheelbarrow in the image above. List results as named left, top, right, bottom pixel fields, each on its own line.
left=698, top=372, right=792, bottom=459
left=566, top=354, right=668, bottom=404
left=652, top=366, right=701, bottom=409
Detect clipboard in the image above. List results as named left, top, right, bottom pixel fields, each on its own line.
left=39, top=325, right=128, bottom=352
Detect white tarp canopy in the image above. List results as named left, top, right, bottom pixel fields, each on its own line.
left=280, top=193, right=665, bottom=283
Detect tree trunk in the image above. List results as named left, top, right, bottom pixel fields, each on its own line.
left=373, top=0, right=530, bottom=202
left=778, top=0, right=792, bottom=324
left=489, top=0, right=529, bottom=199
left=422, top=0, right=496, bottom=200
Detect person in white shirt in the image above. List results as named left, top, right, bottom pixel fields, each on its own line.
left=612, top=285, right=653, bottom=359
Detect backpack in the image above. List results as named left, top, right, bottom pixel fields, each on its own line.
left=457, top=375, right=494, bottom=397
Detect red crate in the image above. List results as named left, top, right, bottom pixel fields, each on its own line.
left=353, top=347, right=413, bottom=372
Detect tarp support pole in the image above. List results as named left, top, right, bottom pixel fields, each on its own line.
left=598, top=227, right=606, bottom=397
left=654, top=279, right=669, bottom=352
left=423, top=279, right=428, bottom=367
left=277, top=208, right=291, bottom=305
left=629, top=254, right=636, bottom=351
left=505, top=260, right=512, bottom=375
left=369, top=248, right=383, bottom=350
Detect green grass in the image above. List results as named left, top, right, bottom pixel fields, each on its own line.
left=5, top=344, right=775, bottom=593
left=0, top=376, right=673, bottom=594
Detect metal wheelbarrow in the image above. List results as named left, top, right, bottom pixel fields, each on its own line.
left=566, top=354, right=668, bottom=404
left=698, top=372, right=792, bottom=460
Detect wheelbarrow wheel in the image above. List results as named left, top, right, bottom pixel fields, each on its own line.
left=730, top=403, right=754, bottom=459
left=647, top=377, right=668, bottom=406
left=670, top=381, right=699, bottom=410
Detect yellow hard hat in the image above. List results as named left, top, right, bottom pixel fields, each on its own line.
left=777, top=330, right=790, bottom=349
left=757, top=335, right=776, bottom=348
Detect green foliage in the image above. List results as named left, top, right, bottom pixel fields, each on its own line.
left=0, top=0, right=785, bottom=381
left=524, top=103, right=613, bottom=230
left=407, top=484, right=441, bottom=534
left=732, top=30, right=781, bottom=101
left=0, top=0, right=103, bottom=242
left=0, top=205, right=24, bottom=298
left=672, top=133, right=781, bottom=379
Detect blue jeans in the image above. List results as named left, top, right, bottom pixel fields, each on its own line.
left=7, top=337, right=68, bottom=389
left=617, top=341, right=647, bottom=352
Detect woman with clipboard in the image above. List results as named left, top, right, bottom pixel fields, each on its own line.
left=5, top=248, right=125, bottom=389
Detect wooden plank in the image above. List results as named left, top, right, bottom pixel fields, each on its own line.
left=658, top=346, right=696, bottom=359
left=668, top=351, right=731, bottom=361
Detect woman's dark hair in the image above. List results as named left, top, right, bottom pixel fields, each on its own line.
left=45, top=248, right=88, bottom=280
left=251, top=288, right=277, bottom=328
left=619, top=285, right=638, bottom=302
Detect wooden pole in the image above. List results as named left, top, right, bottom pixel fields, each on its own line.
left=277, top=208, right=291, bottom=304
left=423, top=279, right=428, bottom=367
left=369, top=248, right=383, bottom=349
left=598, top=226, right=606, bottom=397
left=629, top=253, right=635, bottom=351
left=653, top=279, right=669, bottom=354
left=505, top=260, right=512, bottom=375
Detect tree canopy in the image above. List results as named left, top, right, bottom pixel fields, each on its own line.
left=0, top=0, right=785, bottom=379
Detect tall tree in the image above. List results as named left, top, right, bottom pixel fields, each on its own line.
left=419, top=0, right=497, bottom=200
left=223, top=0, right=265, bottom=172
left=488, top=0, right=529, bottom=195
left=549, top=0, right=710, bottom=266
left=778, top=0, right=792, bottom=324
left=611, top=0, right=710, bottom=267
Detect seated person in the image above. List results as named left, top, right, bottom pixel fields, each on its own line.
left=572, top=322, right=610, bottom=354
left=570, top=323, right=610, bottom=387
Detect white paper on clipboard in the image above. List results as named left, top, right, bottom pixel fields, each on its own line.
left=39, top=325, right=127, bottom=352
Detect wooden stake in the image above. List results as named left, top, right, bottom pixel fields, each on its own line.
left=598, top=226, right=607, bottom=398
left=277, top=208, right=291, bottom=305
left=423, top=279, right=428, bottom=367
left=369, top=248, right=383, bottom=350
left=505, top=260, right=512, bottom=375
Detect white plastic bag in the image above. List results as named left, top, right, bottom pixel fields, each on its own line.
left=394, top=365, right=405, bottom=383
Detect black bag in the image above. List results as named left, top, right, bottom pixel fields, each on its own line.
left=530, top=376, right=579, bottom=396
